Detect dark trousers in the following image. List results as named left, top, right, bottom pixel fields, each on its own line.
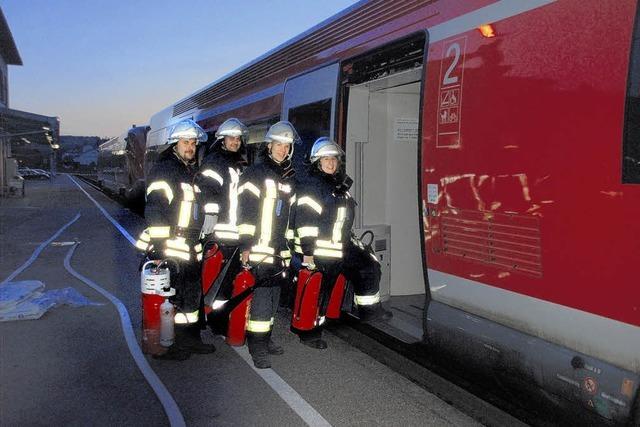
left=247, top=263, right=285, bottom=332
left=168, top=257, right=202, bottom=316
left=315, top=241, right=381, bottom=316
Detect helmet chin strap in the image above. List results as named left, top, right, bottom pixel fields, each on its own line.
left=220, top=136, right=243, bottom=152
left=268, top=151, right=283, bottom=164
left=268, top=146, right=292, bottom=164
left=173, top=145, right=195, bottom=165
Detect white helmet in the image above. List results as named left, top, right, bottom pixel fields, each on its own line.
left=167, top=119, right=207, bottom=144
left=264, top=121, right=299, bottom=161
left=309, top=137, right=344, bottom=164
left=215, top=118, right=248, bottom=141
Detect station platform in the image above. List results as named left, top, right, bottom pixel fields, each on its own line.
left=0, top=175, right=520, bottom=426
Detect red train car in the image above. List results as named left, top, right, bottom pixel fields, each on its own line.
left=146, top=1, right=640, bottom=423
left=97, top=125, right=148, bottom=205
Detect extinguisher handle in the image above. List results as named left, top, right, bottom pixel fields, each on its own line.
left=141, top=260, right=160, bottom=271
left=301, top=262, right=317, bottom=271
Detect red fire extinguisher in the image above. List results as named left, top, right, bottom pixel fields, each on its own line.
left=226, top=266, right=255, bottom=346
left=326, top=273, right=346, bottom=320
left=201, top=243, right=223, bottom=316
left=141, top=260, right=175, bottom=355
left=291, top=267, right=323, bottom=331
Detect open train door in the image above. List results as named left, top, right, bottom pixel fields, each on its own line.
left=340, top=32, right=428, bottom=343
left=281, top=63, right=340, bottom=170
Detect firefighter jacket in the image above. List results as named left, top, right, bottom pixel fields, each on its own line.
left=237, top=155, right=296, bottom=264
left=136, top=147, right=203, bottom=262
left=293, top=167, right=356, bottom=259
left=196, top=144, right=246, bottom=244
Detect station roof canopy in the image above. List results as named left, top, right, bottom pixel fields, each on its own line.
left=0, top=107, right=59, bottom=149
left=0, top=8, right=22, bottom=66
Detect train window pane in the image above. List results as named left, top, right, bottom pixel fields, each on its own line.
left=622, top=7, right=640, bottom=183
left=246, top=118, right=277, bottom=166
left=288, top=99, right=331, bottom=170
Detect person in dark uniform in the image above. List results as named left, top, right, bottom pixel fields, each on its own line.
left=292, top=137, right=391, bottom=349
left=197, top=118, right=248, bottom=328
left=237, top=121, right=297, bottom=369
left=136, top=119, right=215, bottom=360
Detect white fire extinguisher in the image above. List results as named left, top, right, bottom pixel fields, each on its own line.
left=160, top=297, right=175, bottom=347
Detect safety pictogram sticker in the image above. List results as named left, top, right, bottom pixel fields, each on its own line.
left=583, top=377, right=598, bottom=395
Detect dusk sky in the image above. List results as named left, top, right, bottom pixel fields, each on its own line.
left=2, top=0, right=357, bottom=137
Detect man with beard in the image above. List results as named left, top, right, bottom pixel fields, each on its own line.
left=136, top=119, right=215, bottom=360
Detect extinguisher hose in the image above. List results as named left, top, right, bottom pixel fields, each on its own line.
left=202, top=241, right=220, bottom=260
left=359, top=230, right=375, bottom=250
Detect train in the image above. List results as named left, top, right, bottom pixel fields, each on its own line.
left=97, top=0, right=640, bottom=423
left=96, top=125, right=148, bottom=205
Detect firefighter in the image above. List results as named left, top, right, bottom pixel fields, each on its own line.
left=136, top=118, right=215, bottom=360
left=197, top=118, right=248, bottom=328
left=293, top=137, right=391, bottom=349
left=237, top=121, right=297, bottom=369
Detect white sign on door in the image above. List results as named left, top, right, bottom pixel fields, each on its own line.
left=394, top=118, right=418, bottom=143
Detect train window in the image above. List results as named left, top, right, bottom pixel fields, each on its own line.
left=288, top=99, right=331, bottom=170
left=341, top=34, right=425, bottom=86
left=246, top=118, right=277, bottom=165
left=622, top=7, right=640, bottom=183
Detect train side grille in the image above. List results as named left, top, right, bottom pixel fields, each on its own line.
left=439, top=210, right=542, bottom=276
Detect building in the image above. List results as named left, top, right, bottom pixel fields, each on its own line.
left=0, top=7, right=60, bottom=196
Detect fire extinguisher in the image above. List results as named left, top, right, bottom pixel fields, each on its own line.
left=141, top=260, right=176, bottom=355
left=226, top=266, right=255, bottom=346
left=201, top=243, right=223, bottom=315
left=160, top=298, right=175, bottom=347
left=326, top=273, right=346, bottom=320
left=291, top=267, right=323, bottom=331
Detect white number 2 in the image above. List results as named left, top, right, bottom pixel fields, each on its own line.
left=443, top=43, right=461, bottom=86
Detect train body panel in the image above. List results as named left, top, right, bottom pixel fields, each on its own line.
left=97, top=125, right=148, bottom=204
left=422, top=0, right=639, bottom=363
left=141, top=0, right=640, bottom=422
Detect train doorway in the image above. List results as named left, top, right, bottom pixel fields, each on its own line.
left=341, top=34, right=426, bottom=342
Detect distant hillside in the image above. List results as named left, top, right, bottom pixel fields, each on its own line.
left=58, top=135, right=111, bottom=171
left=60, top=135, right=111, bottom=151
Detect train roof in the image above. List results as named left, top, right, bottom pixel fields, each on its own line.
left=98, top=125, right=149, bottom=152
left=169, top=0, right=427, bottom=117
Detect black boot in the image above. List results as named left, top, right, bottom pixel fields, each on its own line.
left=298, top=329, right=327, bottom=350
left=177, top=325, right=216, bottom=354
left=152, top=345, right=191, bottom=361
left=358, top=303, right=393, bottom=323
left=247, top=332, right=271, bottom=369
left=267, top=332, right=284, bottom=355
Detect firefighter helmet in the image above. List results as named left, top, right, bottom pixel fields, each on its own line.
left=309, top=137, right=344, bottom=164
left=167, top=119, right=207, bottom=144
left=264, top=121, right=298, bottom=161
left=215, top=118, right=248, bottom=141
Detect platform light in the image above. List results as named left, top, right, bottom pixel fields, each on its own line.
left=478, top=24, right=496, bottom=38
